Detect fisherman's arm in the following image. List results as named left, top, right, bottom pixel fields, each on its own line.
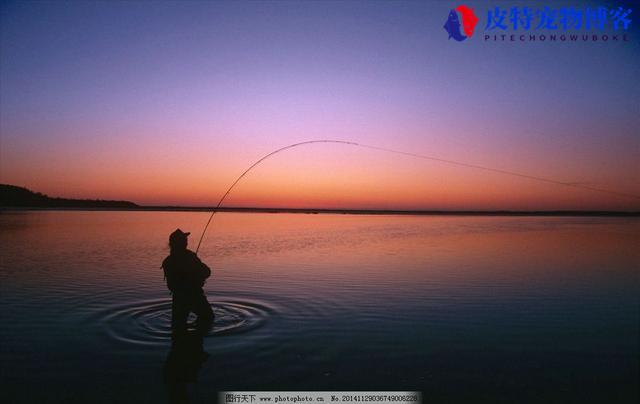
left=162, top=258, right=176, bottom=292
left=192, top=253, right=211, bottom=279
left=200, top=260, right=212, bottom=279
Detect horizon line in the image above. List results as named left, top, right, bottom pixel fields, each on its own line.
left=2, top=205, right=639, bottom=216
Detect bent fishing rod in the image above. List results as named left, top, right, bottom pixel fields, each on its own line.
left=194, top=139, right=640, bottom=253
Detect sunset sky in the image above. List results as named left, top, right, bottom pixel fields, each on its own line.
left=1, top=0, right=638, bottom=210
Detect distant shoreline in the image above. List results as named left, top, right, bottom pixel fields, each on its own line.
left=2, top=184, right=638, bottom=216
left=1, top=206, right=638, bottom=217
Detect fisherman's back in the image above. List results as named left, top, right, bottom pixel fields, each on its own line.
left=162, top=249, right=211, bottom=295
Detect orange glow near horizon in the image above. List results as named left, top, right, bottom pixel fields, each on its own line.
left=2, top=140, right=637, bottom=211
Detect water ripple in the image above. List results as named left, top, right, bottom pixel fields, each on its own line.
left=92, top=297, right=277, bottom=348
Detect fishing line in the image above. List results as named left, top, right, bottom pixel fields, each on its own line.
left=194, top=139, right=639, bottom=253
left=356, top=143, right=640, bottom=201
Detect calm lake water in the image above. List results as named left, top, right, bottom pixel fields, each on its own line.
left=0, top=211, right=638, bottom=403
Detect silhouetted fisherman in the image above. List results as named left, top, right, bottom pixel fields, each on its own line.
left=162, top=229, right=214, bottom=337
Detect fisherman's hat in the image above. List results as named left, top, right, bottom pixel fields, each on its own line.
left=169, top=228, right=190, bottom=242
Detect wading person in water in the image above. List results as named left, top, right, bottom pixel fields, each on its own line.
left=162, top=229, right=214, bottom=337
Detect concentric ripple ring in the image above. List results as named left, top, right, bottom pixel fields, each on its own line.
left=94, top=297, right=276, bottom=347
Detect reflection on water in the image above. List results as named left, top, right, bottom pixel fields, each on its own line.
left=164, top=330, right=208, bottom=404
left=0, top=211, right=638, bottom=403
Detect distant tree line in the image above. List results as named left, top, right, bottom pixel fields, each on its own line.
left=0, top=184, right=138, bottom=208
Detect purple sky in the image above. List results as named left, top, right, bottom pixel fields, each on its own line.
left=1, top=0, right=638, bottom=210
